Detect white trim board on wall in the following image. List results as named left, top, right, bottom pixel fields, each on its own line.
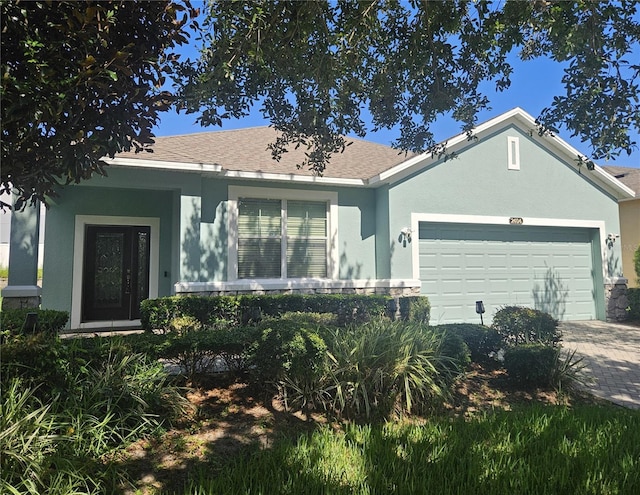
left=71, top=215, right=160, bottom=330
left=409, top=213, right=607, bottom=282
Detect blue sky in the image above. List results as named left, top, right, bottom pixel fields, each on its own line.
left=153, top=7, right=640, bottom=170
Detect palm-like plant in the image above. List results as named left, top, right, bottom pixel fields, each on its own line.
left=327, top=320, right=454, bottom=419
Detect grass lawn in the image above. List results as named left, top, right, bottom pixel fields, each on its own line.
left=182, top=406, right=640, bottom=495
left=112, top=366, right=640, bottom=495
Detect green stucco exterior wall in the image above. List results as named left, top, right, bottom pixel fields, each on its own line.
left=37, top=120, right=625, bottom=327
left=42, top=186, right=174, bottom=315
left=386, top=125, right=623, bottom=281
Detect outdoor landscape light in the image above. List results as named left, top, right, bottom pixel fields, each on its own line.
left=475, top=300, right=485, bottom=325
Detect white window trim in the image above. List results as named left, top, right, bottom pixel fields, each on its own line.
left=228, top=186, right=339, bottom=281
left=507, top=136, right=520, bottom=170
left=409, top=213, right=607, bottom=281
left=71, top=215, right=160, bottom=330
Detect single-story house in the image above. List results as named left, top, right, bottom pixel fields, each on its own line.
left=603, top=166, right=640, bottom=289
left=3, top=108, right=635, bottom=329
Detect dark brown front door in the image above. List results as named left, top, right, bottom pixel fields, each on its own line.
left=82, top=225, right=150, bottom=322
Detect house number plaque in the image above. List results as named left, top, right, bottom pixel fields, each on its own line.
left=509, top=217, right=524, bottom=225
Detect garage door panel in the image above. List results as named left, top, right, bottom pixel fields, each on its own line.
left=442, top=283, right=464, bottom=295
left=419, top=223, right=597, bottom=324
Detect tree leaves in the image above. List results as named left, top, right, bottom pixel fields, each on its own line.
left=177, top=0, right=639, bottom=174
left=1, top=0, right=199, bottom=209
left=3, top=0, right=637, bottom=205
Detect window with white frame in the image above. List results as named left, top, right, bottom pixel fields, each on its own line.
left=507, top=136, right=520, bottom=170
left=230, top=187, right=337, bottom=280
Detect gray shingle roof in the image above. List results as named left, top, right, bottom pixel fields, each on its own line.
left=114, top=127, right=416, bottom=180
left=603, top=166, right=640, bottom=196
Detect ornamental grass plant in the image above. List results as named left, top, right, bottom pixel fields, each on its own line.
left=1, top=341, right=192, bottom=495
left=325, top=320, right=461, bottom=419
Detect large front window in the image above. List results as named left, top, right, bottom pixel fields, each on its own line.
left=237, top=198, right=328, bottom=278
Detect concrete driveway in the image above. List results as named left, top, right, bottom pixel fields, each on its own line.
left=560, top=320, right=640, bottom=409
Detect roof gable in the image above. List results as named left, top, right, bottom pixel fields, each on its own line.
left=371, top=107, right=635, bottom=200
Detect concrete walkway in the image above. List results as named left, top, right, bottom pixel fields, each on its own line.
left=560, top=320, right=640, bottom=410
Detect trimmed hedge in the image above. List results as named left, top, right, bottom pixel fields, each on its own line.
left=627, top=288, right=640, bottom=321
left=491, top=306, right=560, bottom=347
left=0, top=308, right=69, bottom=336
left=140, top=294, right=427, bottom=332
left=240, top=294, right=393, bottom=325
left=398, top=296, right=431, bottom=325
left=140, top=296, right=240, bottom=333
left=433, top=323, right=502, bottom=364
left=250, top=320, right=328, bottom=388
left=503, top=344, right=558, bottom=387
left=435, top=330, right=471, bottom=373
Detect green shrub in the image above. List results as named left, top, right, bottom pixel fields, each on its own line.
left=240, top=294, right=393, bottom=325
left=141, top=294, right=394, bottom=332
left=208, top=325, right=260, bottom=373
left=250, top=319, right=328, bottom=385
left=398, top=296, right=431, bottom=325
left=433, top=323, right=502, bottom=364
left=627, top=288, right=640, bottom=321
left=250, top=319, right=329, bottom=417
left=275, top=311, right=338, bottom=328
left=435, top=330, right=471, bottom=373
left=170, top=315, right=204, bottom=334
left=491, top=306, right=560, bottom=347
left=0, top=308, right=68, bottom=336
left=161, top=330, right=222, bottom=378
left=140, top=296, right=240, bottom=332
left=503, top=344, right=588, bottom=390
left=326, top=320, right=453, bottom=419
left=67, top=332, right=167, bottom=362
left=503, top=344, right=558, bottom=387
left=1, top=333, right=77, bottom=395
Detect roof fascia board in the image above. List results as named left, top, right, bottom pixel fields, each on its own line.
left=589, top=165, right=636, bottom=198
left=104, top=156, right=366, bottom=186
left=104, top=157, right=223, bottom=174
left=619, top=195, right=640, bottom=202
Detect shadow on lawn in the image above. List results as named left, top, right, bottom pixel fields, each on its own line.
left=109, top=362, right=619, bottom=494
left=111, top=373, right=321, bottom=494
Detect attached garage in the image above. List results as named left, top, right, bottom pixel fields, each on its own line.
left=418, top=221, right=602, bottom=324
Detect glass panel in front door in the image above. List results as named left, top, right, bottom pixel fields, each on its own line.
left=94, top=231, right=125, bottom=309
left=132, top=228, right=150, bottom=320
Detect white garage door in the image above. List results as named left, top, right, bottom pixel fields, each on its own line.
left=419, top=223, right=598, bottom=324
